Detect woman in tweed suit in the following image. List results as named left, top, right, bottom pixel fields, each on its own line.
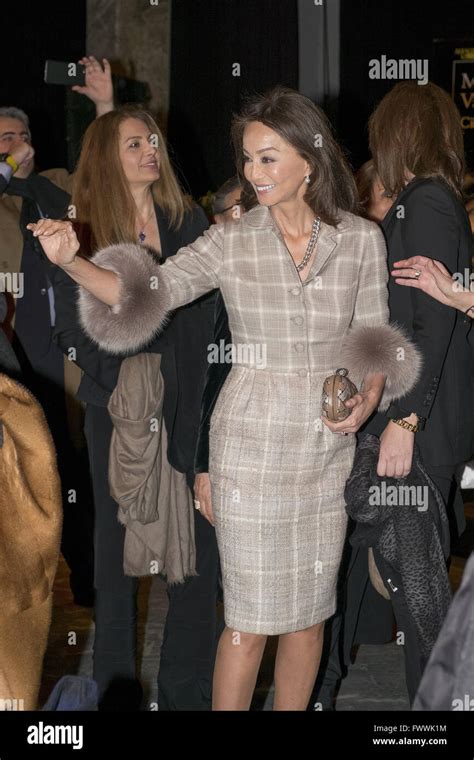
left=30, top=87, right=420, bottom=710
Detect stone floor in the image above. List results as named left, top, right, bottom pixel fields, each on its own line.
left=38, top=496, right=474, bottom=710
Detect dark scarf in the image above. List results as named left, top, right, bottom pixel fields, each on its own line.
left=344, top=433, right=452, bottom=662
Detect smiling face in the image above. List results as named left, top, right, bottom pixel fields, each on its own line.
left=242, top=121, right=311, bottom=208
left=118, top=117, right=160, bottom=187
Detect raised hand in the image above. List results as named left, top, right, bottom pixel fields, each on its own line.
left=72, top=56, right=113, bottom=115
left=26, top=220, right=79, bottom=267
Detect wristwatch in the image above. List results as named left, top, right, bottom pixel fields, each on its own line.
left=0, top=152, right=18, bottom=173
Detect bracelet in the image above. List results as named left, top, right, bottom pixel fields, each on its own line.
left=391, top=417, right=419, bottom=433
left=5, top=155, right=18, bottom=173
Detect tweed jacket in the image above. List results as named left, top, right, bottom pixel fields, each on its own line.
left=78, top=204, right=423, bottom=635
left=79, top=204, right=421, bottom=414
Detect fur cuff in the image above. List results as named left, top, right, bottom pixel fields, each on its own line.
left=78, top=243, right=172, bottom=355
left=339, top=323, right=422, bottom=412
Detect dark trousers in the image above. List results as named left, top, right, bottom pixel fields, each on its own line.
left=310, top=537, right=393, bottom=710
left=158, top=489, right=223, bottom=710
left=372, top=546, right=423, bottom=704
left=313, top=463, right=462, bottom=708
left=84, top=403, right=221, bottom=710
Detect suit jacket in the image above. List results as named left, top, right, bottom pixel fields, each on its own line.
left=365, top=178, right=474, bottom=468
left=48, top=204, right=215, bottom=476
left=0, top=168, right=72, bottom=335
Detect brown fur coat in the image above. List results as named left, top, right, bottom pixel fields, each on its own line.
left=0, top=374, right=62, bottom=710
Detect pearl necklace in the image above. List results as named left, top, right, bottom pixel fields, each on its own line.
left=296, top=217, right=321, bottom=272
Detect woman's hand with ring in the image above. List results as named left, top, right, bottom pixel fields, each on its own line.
left=194, top=472, right=215, bottom=527
left=391, top=255, right=455, bottom=307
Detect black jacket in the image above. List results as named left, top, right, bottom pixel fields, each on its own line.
left=49, top=205, right=215, bottom=476
left=194, top=290, right=231, bottom=473
left=1, top=173, right=71, bottom=394
left=365, top=178, right=474, bottom=467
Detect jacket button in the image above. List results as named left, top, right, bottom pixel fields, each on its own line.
left=290, top=287, right=300, bottom=296
left=293, top=316, right=304, bottom=325
left=298, top=369, right=307, bottom=377
left=294, top=343, right=304, bottom=352
left=40, top=288, right=47, bottom=295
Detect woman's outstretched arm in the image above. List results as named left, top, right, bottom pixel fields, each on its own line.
left=27, top=220, right=121, bottom=306
left=28, top=217, right=225, bottom=354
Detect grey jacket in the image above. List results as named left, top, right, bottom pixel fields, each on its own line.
left=413, top=551, right=474, bottom=711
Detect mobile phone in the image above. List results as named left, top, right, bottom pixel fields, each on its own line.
left=44, top=60, right=86, bottom=86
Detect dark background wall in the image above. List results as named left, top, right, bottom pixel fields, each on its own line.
left=2, top=2, right=86, bottom=171
left=2, top=1, right=472, bottom=189
left=167, top=0, right=299, bottom=198
left=168, top=0, right=473, bottom=197
left=339, top=0, right=474, bottom=170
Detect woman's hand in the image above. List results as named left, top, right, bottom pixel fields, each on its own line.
left=322, top=372, right=385, bottom=435
left=72, top=56, right=114, bottom=116
left=27, top=220, right=79, bottom=267
left=322, top=387, right=382, bottom=435
left=194, top=472, right=215, bottom=527
left=377, top=420, right=415, bottom=478
left=391, top=255, right=455, bottom=307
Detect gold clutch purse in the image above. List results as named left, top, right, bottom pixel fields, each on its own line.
left=321, top=368, right=358, bottom=422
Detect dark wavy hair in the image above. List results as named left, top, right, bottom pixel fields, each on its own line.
left=369, top=81, right=465, bottom=200
left=231, top=86, right=359, bottom=226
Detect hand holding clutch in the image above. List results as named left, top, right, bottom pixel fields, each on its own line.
left=321, top=368, right=358, bottom=423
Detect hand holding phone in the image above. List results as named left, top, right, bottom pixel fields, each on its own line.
left=44, top=59, right=86, bottom=86
left=44, top=56, right=113, bottom=113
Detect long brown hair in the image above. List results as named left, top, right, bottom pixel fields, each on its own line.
left=369, top=82, right=465, bottom=200
left=71, top=106, right=192, bottom=249
left=231, top=86, right=359, bottom=226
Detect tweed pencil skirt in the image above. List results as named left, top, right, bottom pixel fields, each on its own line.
left=208, top=365, right=356, bottom=635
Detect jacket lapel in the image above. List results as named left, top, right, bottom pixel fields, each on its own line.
left=155, top=203, right=188, bottom=263
left=303, top=224, right=339, bottom=284
left=243, top=204, right=346, bottom=285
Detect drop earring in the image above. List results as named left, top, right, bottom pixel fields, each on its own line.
left=305, top=175, right=311, bottom=184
